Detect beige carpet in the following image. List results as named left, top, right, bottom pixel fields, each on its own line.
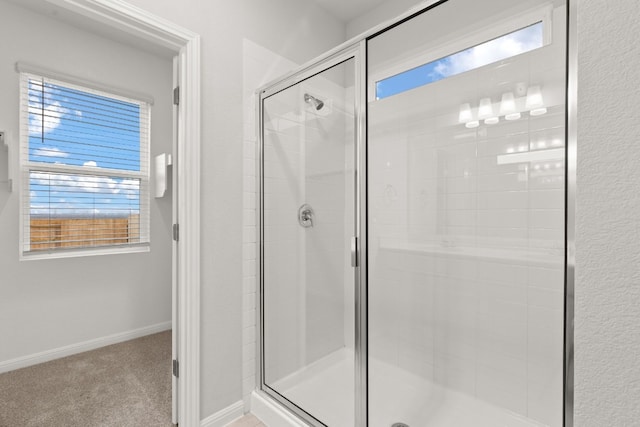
left=0, top=331, right=173, bottom=427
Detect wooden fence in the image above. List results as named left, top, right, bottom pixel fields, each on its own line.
left=30, top=215, right=140, bottom=250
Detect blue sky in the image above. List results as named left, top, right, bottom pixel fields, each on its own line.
left=28, top=80, right=143, bottom=218
left=376, top=22, right=544, bottom=99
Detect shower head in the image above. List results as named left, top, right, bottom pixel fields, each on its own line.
left=304, top=93, right=324, bottom=111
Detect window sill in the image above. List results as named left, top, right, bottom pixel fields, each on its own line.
left=20, top=244, right=150, bottom=261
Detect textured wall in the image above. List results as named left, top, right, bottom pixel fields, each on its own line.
left=575, top=0, right=640, bottom=425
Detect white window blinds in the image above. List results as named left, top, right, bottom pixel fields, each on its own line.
left=20, top=73, right=150, bottom=256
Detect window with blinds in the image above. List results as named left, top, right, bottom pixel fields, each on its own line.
left=19, top=73, right=150, bottom=257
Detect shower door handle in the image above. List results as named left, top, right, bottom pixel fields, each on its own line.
left=351, top=236, right=358, bottom=267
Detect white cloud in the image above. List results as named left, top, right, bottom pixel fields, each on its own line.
left=33, top=147, right=69, bottom=158
left=121, top=179, right=140, bottom=199
left=28, top=101, right=68, bottom=135
left=431, top=26, right=543, bottom=79
left=30, top=171, right=138, bottom=196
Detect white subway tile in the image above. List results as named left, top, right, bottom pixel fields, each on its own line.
left=243, top=308, right=256, bottom=327
left=433, top=353, right=476, bottom=395
left=477, top=190, right=528, bottom=210
left=243, top=242, right=256, bottom=261
left=243, top=158, right=256, bottom=176
left=243, top=276, right=257, bottom=294
left=243, top=226, right=256, bottom=243
left=242, top=342, right=256, bottom=362
left=527, top=374, right=563, bottom=427
left=528, top=266, right=564, bottom=290
left=243, top=358, right=256, bottom=379
left=242, top=376, right=256, bottom=396
left=243, top=326, right=256, bottom=345
left=528, top=306, right=564, bottom=363
left=530, top=208, right=564, bottom=229
left=477, top=209, right=527, bottom=228
left=244, top=209, right=256, bottom=226
left=243, top=292, right=256, bottom=311
left=242, top=259, right=256, bottom=277
left=529, top=188, right=563, bottom=209
left=528, top=286, right=564, bottom=310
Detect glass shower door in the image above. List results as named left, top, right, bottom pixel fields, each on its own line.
left=261, top=57, right=356, bottom=427
left=367, top=1, right=567, bottom=426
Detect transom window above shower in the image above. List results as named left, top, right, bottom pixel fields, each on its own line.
left=372, top=5, right=553, bottom=100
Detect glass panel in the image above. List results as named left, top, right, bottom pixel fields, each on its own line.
left=27, top=78, right=143, bottom=172
left=28, top=171, right=141, bottom=251
left=376, top=22, right=544, bottom=100
left=262, top=58, right=356, bottom=426
left=367, top=1, right=566, bottom=426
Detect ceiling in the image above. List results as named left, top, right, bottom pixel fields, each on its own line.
left=312, top=0, right=389, bottom=22
left=6, top=0, right=393, bottom=53
left=3, top=0, right=176, bottom=57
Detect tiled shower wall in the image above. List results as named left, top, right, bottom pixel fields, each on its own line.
left=302, top=73, right=352, bottom=365
left=260, top=68, right=353, bottom=384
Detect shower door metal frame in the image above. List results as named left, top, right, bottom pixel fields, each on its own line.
left=255, top=0, right=576, bottom=425
left=256, top=41, right=368, bottom=427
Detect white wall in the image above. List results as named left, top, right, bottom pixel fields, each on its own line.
left=575, top=0, right=640, bottom=425
left=119, top=0, right=346, bottom=418
left=346, top=0, right=422, bottom=39
left=0, top=0, right=173, bottom=366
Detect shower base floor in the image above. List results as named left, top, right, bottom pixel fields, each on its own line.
left=271, top=349, right=548, bottom=427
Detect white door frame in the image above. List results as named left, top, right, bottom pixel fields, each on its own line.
left=45, top=1, right=202, bottom=426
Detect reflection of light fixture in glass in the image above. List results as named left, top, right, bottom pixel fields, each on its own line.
left=478, top=97, right=498, bottom=124
left=459, top=103, right=472, bottom=123
left=459, top=102, right=479, bottom=128
left=526, top=85, right=547, bottom=116
left=500, top=92, right=521, bottom=120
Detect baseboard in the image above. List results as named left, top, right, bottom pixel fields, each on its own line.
left=0, top=321, right=171, bottom=374
left=200, top=400, right=245, bottom=427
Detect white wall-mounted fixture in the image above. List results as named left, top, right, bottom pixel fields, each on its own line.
left=155, top=152, right=173, bottom=198
left=526, top=85, right=547, bottom=116
left=458, top=103, right=472, bottom=122
left=458, top=103, right=479, bottom=129
left=500, top=92, right=521, bottom=120
left=1, top=131, right=11, bottom=192
left=478, top=97, right=499, bottom=124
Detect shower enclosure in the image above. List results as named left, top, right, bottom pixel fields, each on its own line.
left=258, top=0, right=574, bottom=426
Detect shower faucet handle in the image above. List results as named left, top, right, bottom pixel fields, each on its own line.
left=298, top=204, right=314, bottom=228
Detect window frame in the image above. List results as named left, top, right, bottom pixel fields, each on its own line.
left=368, top=4, right=554, bottom=101
left=19, top=71, right=152, bottom=260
